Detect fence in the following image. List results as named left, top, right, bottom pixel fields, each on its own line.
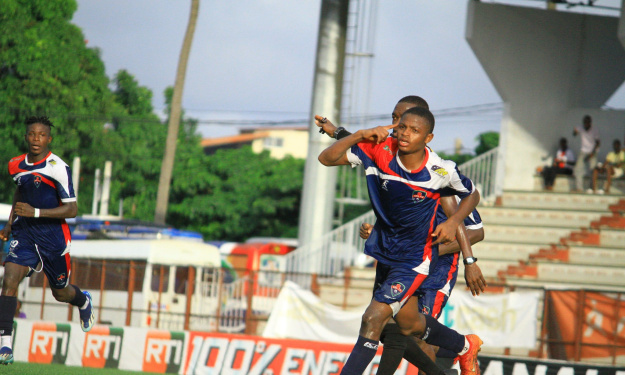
left=14, top=259, right=625, bottom=366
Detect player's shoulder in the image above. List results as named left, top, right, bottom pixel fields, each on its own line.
left=8, top=154, right=26, bottom=166
left=426, top=148, right=457, bottom=176
left=46, top=153, right=69, bottom=169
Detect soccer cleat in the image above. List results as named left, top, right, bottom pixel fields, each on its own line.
left=79, top=291, right=95, bottom=332
left=454, top=334, right=483, bottom=375
left=0, top=346, right=14, bottom=365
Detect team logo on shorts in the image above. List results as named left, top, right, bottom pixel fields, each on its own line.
left=34, top=175, right=42, bottom=188
left=431, top=165, right=448, bottom=177
left=10, top=240, right=18, bottom=250
left=412, top=190, right=426, bottom=203
left=421, top=305, right=431, bottom=315
left=56, top=273, right=67, bottom=285
left=391, top=282, right=405, bottom=297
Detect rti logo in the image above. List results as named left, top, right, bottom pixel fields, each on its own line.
left=143, top=330, right=184, bottom=374
left=29, top=323, right=71, bottom=364
left=82, top=326, right=124, bottom=369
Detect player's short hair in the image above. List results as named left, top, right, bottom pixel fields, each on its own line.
left=25, top=116, right=54, bottom=131
left=397, top=95, right=429, bottom=110
left=402, top=106, right=435, bottom=133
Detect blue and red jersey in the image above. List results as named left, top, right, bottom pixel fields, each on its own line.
left=8, top=152, right=75, bottom=251
left=346, top=138, right=475, bottom=274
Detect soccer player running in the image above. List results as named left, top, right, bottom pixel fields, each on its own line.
left=318, top=107, right=482, bottom=375
left=0, top=117, right=95, bottom=365
left=316, top=96, right=486, bottom=374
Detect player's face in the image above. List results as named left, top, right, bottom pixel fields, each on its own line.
left=395, top=113, right=433, bottom=154
left=25, top=123, right=52, bottom=157
left=391, top=102, right=416, bottom=139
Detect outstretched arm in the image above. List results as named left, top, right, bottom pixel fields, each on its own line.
left=318, top=123, right=396, bottom=166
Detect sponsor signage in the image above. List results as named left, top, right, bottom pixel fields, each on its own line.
left=143, top=330, right=185, bottom=374
left=28, top=322, right=71, bottom=364
left=184, top=331, right=417, bottom=375
left=82, top=326, right=124, bottom=369
left=480, top=355, right=625, bottom=375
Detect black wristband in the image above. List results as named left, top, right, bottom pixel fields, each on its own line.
left=335, top=127, right=352, bottom=140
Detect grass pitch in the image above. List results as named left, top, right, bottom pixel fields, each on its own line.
left=0, top=362, right=160, bottom=374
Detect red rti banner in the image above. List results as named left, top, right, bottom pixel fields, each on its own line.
left=183, top=332, right=419, bottom=375
left=548, top=290, right=625, bottom=361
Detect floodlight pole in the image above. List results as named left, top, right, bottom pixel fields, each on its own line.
left=297, top=0, right=350, bottom=252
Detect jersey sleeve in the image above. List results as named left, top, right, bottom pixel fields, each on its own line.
left=443, top=160, right=475, bottom=198
left=346, top=140, right=385, bottom=168
left=464, top=209, right=483, bottom=230
left=52, top=163, right=77, bottom=203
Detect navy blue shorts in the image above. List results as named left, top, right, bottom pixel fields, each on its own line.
left=5, top=236, right=71, bottom=289
left=415, top=288, right=448, bottom=319
left=372, top=262, right=427, bottom=317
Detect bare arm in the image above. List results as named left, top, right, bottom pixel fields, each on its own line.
left=318, top=124, right=396, bottom=166
left=432, top=189, right=480, bottom=245
left=0, top=188, right=20, bottom=241
left=14, top=201, right=78, bottom=219
left=438, top=196, right=486, bottom=295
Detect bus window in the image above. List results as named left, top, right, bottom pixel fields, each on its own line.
left=150, top=265, right=170, bottom=292
left=174, top=267, right=189, bottom=295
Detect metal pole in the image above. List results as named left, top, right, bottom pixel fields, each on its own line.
left=297, top=0, right=350, bottom=255
left=98, top=260, right=106, bottom=324
left=126, top=260, right=135, bottom=326
left=184, top=266, right=195, bottom=331
left=99, top=161, right=112, bottom=216
left=72, top=157, right=80, bottom=197
left=92, top=168, right=101, bottom=216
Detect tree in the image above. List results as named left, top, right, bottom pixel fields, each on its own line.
left=167, top=146, right=305, bottom=241
left=474, top=131, right=499, bottom=156
left=155, top=0, right=200, bottom=224
left=0, top=0, right=119, bottom=205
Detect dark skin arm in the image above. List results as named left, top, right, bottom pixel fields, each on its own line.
left=0, top=187, right=77, bottom=242
left=431, top=189, right=480, bottom=245
left=317, top=120, right=396, bottom=166
left=439, top=196, right=486, bottom=296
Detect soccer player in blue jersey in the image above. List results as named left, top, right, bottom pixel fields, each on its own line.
left=316, top=96, right=486, bottom=375
left=318, top=107, right=482, bottom=375
left=0, top=117, right=95, bottom=365
left=360, top=196, right=485, bottom=374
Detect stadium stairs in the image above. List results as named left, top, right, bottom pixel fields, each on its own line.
left=316, top=187, right=625, bottom=309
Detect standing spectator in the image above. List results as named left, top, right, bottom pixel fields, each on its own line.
left=590, top=139, right=624, bottom=194
left=542, top=138, right=575, bottom=191
left=572, top=115, right=600, bottom=192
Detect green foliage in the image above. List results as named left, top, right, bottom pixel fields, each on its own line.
left=0, top=3, right=306, bottom=241
left=0, top=0, right=118, bottom=205
left=167, top=146, right=305, bottom=241
left=475, top=131, right=499, bottom=156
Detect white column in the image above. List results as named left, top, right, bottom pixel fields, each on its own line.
left=466, top=1, right=625, bottom=191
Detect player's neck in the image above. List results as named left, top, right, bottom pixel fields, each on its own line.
left=27, top=151, right=49, bottom=164
left=398, top=148, right=426, bottom=171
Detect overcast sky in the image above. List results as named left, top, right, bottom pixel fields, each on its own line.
left=72, top=0, right=625, bottom=153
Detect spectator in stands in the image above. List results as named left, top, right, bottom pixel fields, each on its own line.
left=541, top=138, right=575, bottom=191
left=572, top=115, right=600, bottom=192
left=590, top=139, right=624, bottom=194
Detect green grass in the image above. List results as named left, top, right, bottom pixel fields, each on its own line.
left=0, top=362, right=160, bottom=374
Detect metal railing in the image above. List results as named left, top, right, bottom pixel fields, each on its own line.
left=459, top=147, right=499, bottom=203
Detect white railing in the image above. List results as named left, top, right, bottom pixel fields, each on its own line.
left=285, top=210, right=376, bottom=280
left=286, top=147, right=500, bottom=279
left=459, top=147, right=499, bottom=203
